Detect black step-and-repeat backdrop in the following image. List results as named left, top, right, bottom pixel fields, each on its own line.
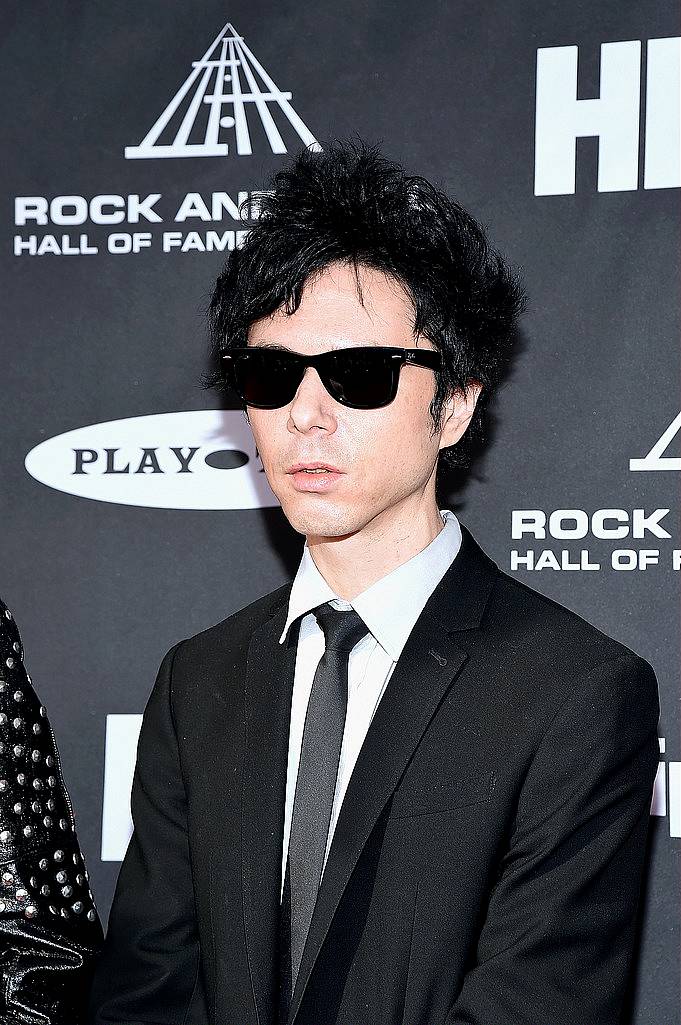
left=2, top=3, right=679, bottom=1021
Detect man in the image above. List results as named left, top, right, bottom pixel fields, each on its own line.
left=88, top=140, right=659, bottom=1025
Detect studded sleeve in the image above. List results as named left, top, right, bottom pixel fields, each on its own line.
left=0, top=597, right=104, bottom=1024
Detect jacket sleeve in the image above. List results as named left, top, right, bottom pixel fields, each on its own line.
left=87, top=640, right=209, bottom=1025
left=0, top=598, right=103, bottom=1025
left=442, top=651, right=660, bottom=1025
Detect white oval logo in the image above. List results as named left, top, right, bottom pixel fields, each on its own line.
left=25, top=410, right=280, bottom=510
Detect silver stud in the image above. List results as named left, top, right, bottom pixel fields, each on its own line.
left=76, top=873, right=85, bottom=886
left=0, top=714, right=7, bottom=726
left=32, top=779, right=42, bottom=790
left=4, top=609, right=11, bottom=619
left=23, top=825, right=32, bottom=837
left=61, top=885, right=73, bottom=898
left=24, top=906, right=37, bottom=918
left=0, top=831, right=10, bottom=843
left=12, top=642, right=20, bottom=654
left=55, top=871, right=67, bottom=884
left=29, top=876, right=37, bottom=888
left=5, top=659, right=14, bottom=669
left=38, top=859, right=48, bottom=871
left=13, top=692, right=22, bottom=703
left=45, top=756, right=54, bottom=768
left=53, top=850, right=64, bottom=862
left=12, top=718, right=22, bottom=729
left=12, top=803, right=21, bottom=814
left=71, top=852, right=78, bottom=864
left=40, top=884, right=50, bottom=896
left=60, top=908, right=69, bottom=918
left=43, top=816, right=52, bottom=827
left=2, top=871, right=13, bottom=884
left=39, top=707, right=46, bottom=717
left=47, top=800, right=55, bottom=812
left=32, top=724, right=41, bottom=735
left=49, top=905, right=57, bottom=915
left=0, top=901, right=5, bottom=912
left=12, top=746, right=23, bottom=758
left=16, top=774, right=25, bottom=785
left=31, top=801, right=40, bottom=814
left=0, top=781, right=7, bottom=793
left=15, top=888, right=27, bottom=900
left=59, top=818, right=68, bottom=830
left=47, top=777, right=56, bottom=788
left=31, top=750, right=40, bottom=762
left=72, top=901, right=83, bottom=913
left=0, top=682, right=5, bottom=693
left=87, top=909, right=96, bottom=922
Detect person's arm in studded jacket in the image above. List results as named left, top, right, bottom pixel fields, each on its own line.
left=0, top=596, right=103, bottom=1024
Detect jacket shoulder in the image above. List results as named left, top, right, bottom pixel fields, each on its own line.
left=471, top=565, right=659, bottom=747
left=486, top=563, right=653, bottom=673
left=170, top=580, right=291, bottom=666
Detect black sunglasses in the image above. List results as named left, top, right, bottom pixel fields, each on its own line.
left=221, top=345, right=441, bottom=410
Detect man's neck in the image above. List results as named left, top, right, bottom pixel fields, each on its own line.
left=305, top=500, right=446, bottom=600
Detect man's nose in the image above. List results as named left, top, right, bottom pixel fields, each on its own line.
left=288, top=367, right=337, bottom=432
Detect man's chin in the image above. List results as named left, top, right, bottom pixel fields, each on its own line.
left=280, top=496, right=360, bottom=541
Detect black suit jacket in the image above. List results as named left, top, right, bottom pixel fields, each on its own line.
left=88, top=523, right=659, bottom=1025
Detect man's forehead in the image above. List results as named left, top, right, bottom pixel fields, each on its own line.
left=302, top=261, right=412, bottom=305
left=249, top=262, right=415, bottom=342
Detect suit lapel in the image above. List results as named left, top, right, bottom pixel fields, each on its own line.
left=241, top=595, right=297, bottom=1025
left=286, top=624, right=468, bottom=1024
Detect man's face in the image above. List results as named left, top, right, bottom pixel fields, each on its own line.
left=245, top=261, right=479, bottom=541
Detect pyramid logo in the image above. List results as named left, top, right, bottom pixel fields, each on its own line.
left=629, top=410, right=681, bottom=471
left=125, top=22, right=320, bottom=160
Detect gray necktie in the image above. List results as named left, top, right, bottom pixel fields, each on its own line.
left=279, top=602, right=369, bottom=1015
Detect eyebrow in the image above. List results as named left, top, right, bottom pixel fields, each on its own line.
left=249, top=341, right=346, bottom=351
left=249, top=342, right=292, bottom=350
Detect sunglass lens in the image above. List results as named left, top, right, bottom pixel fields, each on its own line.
left=231, top=350, right=301, bottom=408
left=325, top=349, right=397, bottom=408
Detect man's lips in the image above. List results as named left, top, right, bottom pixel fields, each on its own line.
left=285, top=462, right=344, bottom=473
left=285, top=462, right=345, bottom=492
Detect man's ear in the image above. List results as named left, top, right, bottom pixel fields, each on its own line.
left=438, top=381, right=483, bottom=451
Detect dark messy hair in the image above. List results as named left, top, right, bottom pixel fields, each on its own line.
left=206, top=138, right=526, bottom=482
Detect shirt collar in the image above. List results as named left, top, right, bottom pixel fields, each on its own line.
left=279, top=509, right=462, bottom=661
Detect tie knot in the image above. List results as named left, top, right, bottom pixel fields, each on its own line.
left=313, top=602, right=369, bottom=652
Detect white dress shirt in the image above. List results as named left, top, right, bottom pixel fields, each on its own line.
left=278, top=508, right=463, bottom=896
